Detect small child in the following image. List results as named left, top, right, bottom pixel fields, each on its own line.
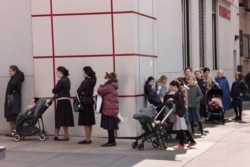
left=209, top=95, right=223, bottom=111
left=164, top=80, right=196, bottom=149
left=16, top=97, right=39, bottom=121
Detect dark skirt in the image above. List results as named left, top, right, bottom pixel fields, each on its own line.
left=55, top=99, right=74, bottom=128
left=100, top=114, right=119, bottom=130
left=231, top=97, right=243, bottom=108
left=78, top=105, right=95, bottom=126
left=6, top=114, right=18, bottom=122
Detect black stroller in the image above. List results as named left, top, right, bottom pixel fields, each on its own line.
left=132, top=104, right=174, bottom=151
left=206, top=88, right=225, bottom=124
left=13, top=98, right=54, bottom=142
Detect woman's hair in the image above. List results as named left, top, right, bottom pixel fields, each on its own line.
left=145, top=76, right=154, bottom=85
left=170, top=80, right=180, bottom=89
left=175, top=77, right=184, bottom=86
left=203, top=67, right=210, bottom=73
left=156, top=75, right=167, bottom=83
left=33, top=97, right=40, bottom=104
left=9, top=65, right=21, bottom=73
left=57, top=66, right=69, bottom=76
left=83, top=66, right=96, bottom=77
left=236, top=72, right=243, bottom=81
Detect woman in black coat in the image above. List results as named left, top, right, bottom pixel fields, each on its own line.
left=4, top=65, right=24, bottom=136
left=230, top=72, right=248, bottom=121
left=52, top=66, right=74, bottom=141
left=77, top=66, right=97, bottom=144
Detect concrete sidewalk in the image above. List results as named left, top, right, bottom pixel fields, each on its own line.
left=0, top=102, right=250, bottom=167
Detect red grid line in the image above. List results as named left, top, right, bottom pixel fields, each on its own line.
left=33, top=53, right=157, bottom=59
left=32, top=11, right=157, bottom=20
left=110, top=0, right=116, bottom=72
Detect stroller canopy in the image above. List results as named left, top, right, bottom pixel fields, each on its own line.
left=207, top=88, right=223, bottom=101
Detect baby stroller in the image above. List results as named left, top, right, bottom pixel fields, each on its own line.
left=13, top=98, right=54, bottom=142
left=132, top=104, right=174, bottom=151
left=206, top=88, right=225, bottom=124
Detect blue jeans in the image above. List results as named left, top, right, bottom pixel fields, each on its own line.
left=188, top=107, right=201, bottom=122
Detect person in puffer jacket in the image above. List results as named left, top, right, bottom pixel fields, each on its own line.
left=97, top=72, right=119, bottom=147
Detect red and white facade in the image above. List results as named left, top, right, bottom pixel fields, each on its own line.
left=0, top=0, right=240, bottom=137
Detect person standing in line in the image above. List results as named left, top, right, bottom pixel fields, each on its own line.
left=202, top=67, right=214, bottom=91
left=175, top=77, right=189, bottom=125
left=155, top=75, right=168, bottom=102
left=52, top=66, right=74, bottom=141
left=214, top=70, right=231, bottom=111
left=183, top=67, right=193, bottom=85
left=144, top=76, right=162, bottom=109
left=164, top=80, right=196, bottom=149
left=97, top=72, right=119, bottom=147
left=77, top=66, right=97, bottom=144
left=194, top=70, right=207, bottom=122
left=4, top=65, right=24, bottom=137
left=230, top=72, right=248, bottom=121
left=187, top=75, right=204, bottom=135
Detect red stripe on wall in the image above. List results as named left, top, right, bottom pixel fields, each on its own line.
left=32, top=11, right=157, bottom=20
left=50, top=0, right=56, bottom=85
left=110, top=0, right=116, bottom=72
left=33, top=53, right=157, bottom=59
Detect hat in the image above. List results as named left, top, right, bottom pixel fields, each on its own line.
left=203, top=67, right=210, bottom=72
left=105, top=72, right=117, bottom=80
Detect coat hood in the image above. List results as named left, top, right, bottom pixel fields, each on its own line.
left=86, top=76, right=97, bottom=87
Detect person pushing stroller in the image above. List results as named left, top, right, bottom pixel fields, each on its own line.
left=164, top=80, right=196, bottom=149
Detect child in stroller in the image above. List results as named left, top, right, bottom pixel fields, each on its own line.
left=16, top=97, right=39, bottom=121
left=206, top=88, right=225, bottom=124
left=208, top=95, right=223, bottom=111
left=13, top=97, right=54, bottom=142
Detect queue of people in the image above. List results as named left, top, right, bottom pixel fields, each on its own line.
left=4, top=65, right=119, bottom=147
left=3, top=64, right=248, bottom=149
left=144, top=67, right=248, bottom=149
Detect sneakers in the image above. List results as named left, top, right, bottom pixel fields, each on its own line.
left=173, top=144, right=184, bottom=150
left=187, top=141, right=197, bottom=148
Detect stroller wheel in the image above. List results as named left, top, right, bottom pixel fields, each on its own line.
left=160, top=141, right=168, bottom=150
left=132, top=142, right=138, bottom=149
left=44, top=131, right=50, bottom=139
left=138, top=144, right=144, bottom=151
left=13, top=134, right=21, bottom=142
left=39, top=134, right=46, bottom=141
left=152, top=139, right=159, bottom=148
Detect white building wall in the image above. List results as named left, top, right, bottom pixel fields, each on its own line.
left=0, top=0, right=34, bottom=134
left=0, top=0, right=240, bottom=137
left=217, top=0, right=239, bottom=83
left=204, top=0, right=214, bottom=68
left=189, top=0, right=200, bottom=69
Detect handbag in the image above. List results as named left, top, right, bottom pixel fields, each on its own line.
left=73, top=92, right=83, bottom=112
left=7, top=93, right=14, bottom=110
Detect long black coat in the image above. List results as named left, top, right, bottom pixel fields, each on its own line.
left=4, top=72, right=25, bottom=118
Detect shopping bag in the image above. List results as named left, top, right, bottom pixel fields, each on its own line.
left=95, top=95, right=102, bottom=113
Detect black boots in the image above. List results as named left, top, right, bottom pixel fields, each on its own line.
left=101, top=130, right=116, bottom=147
left=191, top=122, right=204, bottom=135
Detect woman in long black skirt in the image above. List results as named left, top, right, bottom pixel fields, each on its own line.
left=52, top=66, right=74, bottom=141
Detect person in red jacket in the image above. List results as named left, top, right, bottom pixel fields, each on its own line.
left=97, top=72, right=119, bottom=147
